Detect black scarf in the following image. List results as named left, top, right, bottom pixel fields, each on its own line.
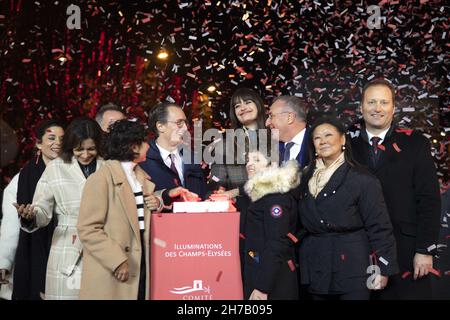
left=78, top=158, right=97, bottom=178
left=16, top=154, right=46, bottom=205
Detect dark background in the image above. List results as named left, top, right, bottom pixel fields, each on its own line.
left=0, top=0, right=448, bottom=298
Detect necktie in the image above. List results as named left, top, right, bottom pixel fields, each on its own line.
left=169, top=153, right=181, bottom=185
left=283, top=142, right=295, bottom=163
left=370, top=136, right=382, bottom=165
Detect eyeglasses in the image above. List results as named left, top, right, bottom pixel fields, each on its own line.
left=166, top=119, right=189, bottom=128
left=267, top=111, right=292, bottom=119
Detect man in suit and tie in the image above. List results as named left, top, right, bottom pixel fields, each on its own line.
left=350, top=79, right=441, bottom=299
left=266, top=96, right=310, bottom=168
left=266, top=95, right=310, bottom=300
left=140, top=102, right=207, bottom=207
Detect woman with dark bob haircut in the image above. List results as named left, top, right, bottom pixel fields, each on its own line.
left=77, top=120, right=164, bottom=299
left=16, top=117, right=103, bottom=299
left=10, top=119, right=64, bottom=300
left=298, top=116, right=398, bottom=300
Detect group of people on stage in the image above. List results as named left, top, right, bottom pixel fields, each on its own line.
left=0, top=79, right=443, bottom=300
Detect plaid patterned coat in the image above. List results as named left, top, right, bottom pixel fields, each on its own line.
left=21, top=157, right=103, bottom=300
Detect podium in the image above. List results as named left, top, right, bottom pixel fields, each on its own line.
left=150, top=212, right=243, bottom=300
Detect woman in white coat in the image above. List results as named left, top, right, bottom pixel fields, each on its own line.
left=0, top=173, right=19, bottom=299
left=15, top=117, right=103, bottom=300
left=1, top=119, right=64, bottom=300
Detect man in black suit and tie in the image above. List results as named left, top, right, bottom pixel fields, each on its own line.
left=266, top=96, right=310, bottom=168
left=266, top=95, right=310, bottom=300
left=140, top=102, right=207, bottom=207
left=351, top=79, right=441, bottom=299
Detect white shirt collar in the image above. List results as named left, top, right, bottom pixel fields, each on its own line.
left=366, top=127, right=390, bottom=145
left=286, top=127, right=306, bottom=146
left=243, top=126, right=257, bottom=133
left=120, top=161, right=137, bottom=174
left=120, top=161, right=141, bottom=192
left=155, top=142, right=180, bottom=160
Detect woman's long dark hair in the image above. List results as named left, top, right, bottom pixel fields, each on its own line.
left=224, top=88, right=271, bottom=164
left=229, top=88, right=267, bottom=129
left=301, top=116, right=361, bottom=192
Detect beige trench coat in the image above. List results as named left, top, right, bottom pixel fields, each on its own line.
left=77, top=160, right=156, bottom=300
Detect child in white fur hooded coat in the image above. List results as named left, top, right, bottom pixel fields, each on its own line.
left=241, top=150, right=300, bottom=300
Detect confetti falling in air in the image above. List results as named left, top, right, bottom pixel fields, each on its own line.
left=286, top=232, right=298, bottom=244
left=153, top=237, right=167, bottom=248
left=401, top=271, right=412, bottom=279
left=287, top=259, right=296, bottom=272
left=0, top=0, right=448, bottom=189
left=216, top=270, right=223, bottom=282
left=392, top=142, right=402, bottom=153
left=429, top=267, right=441, bottom=277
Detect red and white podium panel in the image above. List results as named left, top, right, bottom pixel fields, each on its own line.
left=150, top=211, right=243, bottom=300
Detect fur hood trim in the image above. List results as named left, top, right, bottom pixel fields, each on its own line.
left=244, top=160, right=301, bottom=202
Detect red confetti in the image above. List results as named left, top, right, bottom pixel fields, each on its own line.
left=429, top=268, right=441, bottom=277
left=239, top=233, right=246, bottom=239
left=395, top=129, right=413, bottom=136
left=401, top=271, right=412, bottom=279
left=392, top=143, right=402, bottom=153
left=287, top=259, right=296, bottom=272
left=72, top=234, right=77, bottom=245
left=216, top=271, right=223, bottom=282
left=377, top=144, right=386, bottom=152
left=286, top=232, right=298, bottom=243
left=341, top=254, right=346, bottom=261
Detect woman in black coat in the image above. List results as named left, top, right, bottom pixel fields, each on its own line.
left=12, top=119, right=64, bottom=300
left=242, top=150, right=300, bottom=300
left=298, top=117, right=398, bottom=300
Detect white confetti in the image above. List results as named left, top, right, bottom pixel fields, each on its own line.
left=379, top=256, right=389, bottom=266
left=153, top=238, right=167, bottom=248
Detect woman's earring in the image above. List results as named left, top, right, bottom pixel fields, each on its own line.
left=35, top=149, right=41, bottom=164
left=314, top=152, right=318, bottom=157
left=341, top=145, right=346, bottom=151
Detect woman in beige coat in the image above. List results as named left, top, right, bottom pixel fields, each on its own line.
left=77, top=120, right=191, bottom=300
left=15, top=118, right=103, bottom=300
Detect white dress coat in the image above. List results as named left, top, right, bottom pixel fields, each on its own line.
left=21, top=157, right=103, bottom=300
left=0, top=173, right=20, bottom=299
